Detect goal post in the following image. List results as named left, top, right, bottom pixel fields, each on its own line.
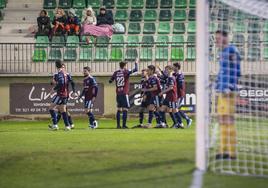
left=196, top=0, right=268, bottom=178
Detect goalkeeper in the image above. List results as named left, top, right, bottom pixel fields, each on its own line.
left=215, top=30, right=241, bottom=160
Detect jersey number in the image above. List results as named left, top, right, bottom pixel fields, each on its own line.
left=116, top=77, right=125, bottom=87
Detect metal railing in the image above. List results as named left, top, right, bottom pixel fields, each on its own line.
left=0, top=42, right=267, bottom=76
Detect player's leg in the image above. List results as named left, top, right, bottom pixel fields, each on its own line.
left=122, top=95, right=130, bottom=129
left=59, top=98, right=71, bottom=131
left=66, top=108, right=74, bottom=129
left=116, top=95, right=122, bottom=129
left=169, top=111, right=177, bottom=127
left=157, top=99, right=168, bottom=128
left=178, top=98, right=192, bottom=127
left=172, top=102, right=184, bottom=129
left=48, top=96, right=59, bottom=130
left=154, top=96, right=163, bottom=126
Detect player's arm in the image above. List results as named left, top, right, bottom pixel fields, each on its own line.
left=159, top=78, right=174, bottom=96
left=91, top=85, right=98, bottom=102
left=68, top=74, right=76, bottom=93
left=142, top=85, right=158, bottom=92
left=109, top=72, right=116, bottom=83
left=53, top=75, right=64, bottom=91
left=127, top=59, right=138, bottom=75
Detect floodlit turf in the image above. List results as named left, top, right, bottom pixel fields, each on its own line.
left=0, top=118, right=267, bottom=188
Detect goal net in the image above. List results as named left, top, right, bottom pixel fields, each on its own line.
left=205, top=0, right=268, bottom=177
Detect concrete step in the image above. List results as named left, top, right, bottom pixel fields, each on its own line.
left=2, top=10, right=40, bottom=23
left=0, top=36, right=35, bottom=43
left=6, top=0, right=42, bottom=11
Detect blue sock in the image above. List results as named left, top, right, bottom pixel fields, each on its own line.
left=56, top=113, right=61, bottom=123
left=139, top=111, right=144, bottom=124
left=163, top=112, right=167, bottom=123
left=62, top=112, right=70, bottom=127
left=154, top=111, right=161, bottom=124
left=148, top=111, right=154, bottom=124
left=68, top=115, right=73, bottom=125
left=179, top=111, right=190, bottom=120
left=169, top=112, right=176, bottom=124
left=49, top=109, right=57, bottom=125
left=174, top=112, right=182, bottom=124
left=159, top=111, right=165, bottom=123
left=116, top=111, right=121, bottom=127
left=87, top=112, right=95, bottom=125
left=122, top=110, right=128, bottom=127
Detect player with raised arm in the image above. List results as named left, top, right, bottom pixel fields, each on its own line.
left=49, top=60, right=76, bottom=131
left=158, top=65, right=184, bottom=129
left=215, top=30, right=241, bottom=160
left=173, top=62, right=192, bottom=128
left=109, top=60, right=138, bottom=129
left=79, top=66, right=98, bottom=129
left=142, top=65, right=163, bottom=128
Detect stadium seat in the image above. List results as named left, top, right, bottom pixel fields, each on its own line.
left=58, top=0, right=72, bottom=9
left=87, top=0, right=101, bottom=8
left=232, top=10, right=247, bottom=21
left=175, top=0, right=187, bottom=8
left=64, top=48, right=77, bottom=61
left=233, top=21, right=247, bottom=33
left=172, top=35, right=184, bottom=46
left=247, top=47, right=260, bottom=61
left=263, top=34, right=268, bottom=45
left=43, top=0, right=56, bottom=9
left=146, top=0, right=158, bottom=9
left=95, top=48, right=108, bottom=61
left=186, top=47, right=196, bottom=61
left=158, top=22, right=170, bottom=34
left=66, top=35, right=79, bottom=48
left=187, top=21, right=196, bottom=33
left=160, top=0, right=172, bottom=8
left=173, top=22, right=185, bottom=34
left=73, top=0, right=86, bottom=8
left=76, top=9, right=83, bottom=20
left=155, top=48, right=168, bottom=61
left=35, top=36, right=49, bottom=48
left=130, top=10, right=142, bottom=21
left=189, top=0, right=196, bottom=8
left=142, top=36, right=154, bottom=47
left=217, top=9, right=229, bottom=21
left=51, top=36, right=65, bottom=48
left=140, top=48, right=153, bottom=61
left=171, top=48, right=184, bottom=61
left=143, top=23, right=156, bottom=34
left=48, top=48, right=62, bottom=61
left=174, top=10, right=186, bottom=21
left=144, top=10, right=157, bottom=21
left=188, top=9, right=196, bottom=21
left=247, top=34, right=260, bottom=46
left=32, top=49, right=47, bottom=62
left=117, top=0, right=129, bottom=9
left=103, top=0, right=115, bottom=9
left=131, top=0, right=144, bottom=9
left=187, top=35, right=196, bottom=44
left=111, top=35, right=124, bottom=47
left=248, top=22, right=261, bottom=33
left=232, top=34, right=245, bottom=45
left=209, top=22, right=217, bottom=33
left=156, top=35, right=169, bottom=47
left=217, top=22, right=229, bottom=32
left=47, top=10, right=54, bottom=19
left=96, top=36, right=109, bottom=47
left=159, top=10, right=171, bottom=21
left=115, top=10, right=128, bottom=21
left=79, top=48, right=92, bottom=60
left=263, top=22, right=268, bottom=33
left=110, top=48, right=123, bottom=61
left=127, top=35, right=140, bottom=47
left=125, top=48, right=138, bottom=61
left=128, top=22, right=141, bottom=34
left=263, top=48, right=268, bottom=60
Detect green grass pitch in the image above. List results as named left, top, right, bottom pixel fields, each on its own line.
left=0, top=118, right=267, bottom=188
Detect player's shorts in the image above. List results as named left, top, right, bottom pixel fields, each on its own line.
left=84, top=100, right=94, bottom=109
left=116, top=94, right=130, bottom=108
left=177, top=97, right=184, bottom=108
left=52, top=95, right=68, bottom=105
left=149, top=96, right=162, bottom=108
left=162, top=98, right=178, bottom=109
left=217, top=93, right=236, bottom=116
left=141, top=95, right=151, bottom=108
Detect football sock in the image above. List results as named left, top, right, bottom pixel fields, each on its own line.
left=122, top=110, right=128, bottom=127
left=68, top=115, right=73, bottom=125
left=179, top=111, right=190, bottom=121
left=116, top=110, right=121, bottom=127
left=62, top=112, right=70, bottom=127
left=87, top=112, right=95, bottom=125
left=56, top=113, right=61, bottom=123
left=148, top=111, right=154, bottom=124
left=139, top=111, right=144, bottom=124
left=169, top=112, right=176, bottom=124
left=159, top=111, right=166, bottom=123
left=220, top=124, right=227, bottom=154
left=153, top=111, right=161, bottom=124
left=174, top=112, right=182, bottom=124
left=228, top=125, right=237, bottom=157
left=49, top=109, right=57, bottom=125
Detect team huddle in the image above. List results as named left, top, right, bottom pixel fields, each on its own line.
left=48, top=60, right=192, bottom=130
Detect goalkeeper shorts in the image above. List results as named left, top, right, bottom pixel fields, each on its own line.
left=217, top=93, right=236, bottom=116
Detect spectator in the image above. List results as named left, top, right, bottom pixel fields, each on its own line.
left=52, top=8, right=66, bottom=35
left=37, top=10, right=51, bottom=36
left=65, top=8, right=80, bottom=35
left=82, top=7, right=96, bottom=26
left=96, top=6, right=114, bottom=26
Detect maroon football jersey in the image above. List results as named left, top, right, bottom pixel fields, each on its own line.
left=165, top=76, right=178, bottom=102
left=147, top=75, right=161, bottom=97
